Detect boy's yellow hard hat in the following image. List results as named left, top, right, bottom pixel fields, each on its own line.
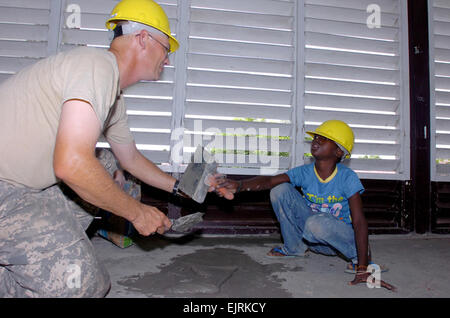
left=105, top=0, right=179, bottom=52
left=307, top=120, right=355, bottom=159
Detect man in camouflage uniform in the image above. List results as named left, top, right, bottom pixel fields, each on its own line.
left=0, top=0, right=179, bottom=297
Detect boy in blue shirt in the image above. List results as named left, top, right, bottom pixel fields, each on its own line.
left=213, top=120, right=396, bottom=291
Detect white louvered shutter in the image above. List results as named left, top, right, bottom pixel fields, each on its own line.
left=59, top=0, right=179, bottom=168
left=429, top=0, right=450, bottom=181
left=300, top=0, right=410, bottom=180
left=181, top=0, right=296, bottom=175
left=0, top=0, right=52, bottom=83
left=1, top=0, right=412, bottom=179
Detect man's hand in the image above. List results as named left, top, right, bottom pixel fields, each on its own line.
left=348, top=271, right=397, bottom=292
left=130, top=204, right=172, bottom=236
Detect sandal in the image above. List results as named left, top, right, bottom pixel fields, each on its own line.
left=344, top=261, right=389, bottom=274
left=266, top=246, right=299, bottom=259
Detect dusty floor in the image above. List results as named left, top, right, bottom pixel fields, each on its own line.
left=92, top=233, right=450, bottom=298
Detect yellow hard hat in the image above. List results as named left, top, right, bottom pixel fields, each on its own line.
left=105, top=0, right=179, bottom=52
left=307, top=120, right=355, bottom=159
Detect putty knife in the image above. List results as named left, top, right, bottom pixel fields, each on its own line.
left=178, top=146, right=218, bottom=204
left=170, top=212, right=205, bottom=233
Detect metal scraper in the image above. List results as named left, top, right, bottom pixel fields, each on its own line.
left=170, top=212, right=205, bottom=233
left=178, top=146, right=218, bottom=204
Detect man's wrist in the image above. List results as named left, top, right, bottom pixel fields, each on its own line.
left=127, top=200, right=143, bottom=223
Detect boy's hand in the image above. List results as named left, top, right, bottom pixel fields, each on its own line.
left=113, top=169, right=126, bottom=188
left=348, top=272, right=397, bottom=292
left=205, top=173, right=237, bottom=200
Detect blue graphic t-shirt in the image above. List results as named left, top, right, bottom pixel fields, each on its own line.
left=286, top=163, right=364, bottom=224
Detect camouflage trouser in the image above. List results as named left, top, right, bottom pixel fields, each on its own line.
left=0, top=149, right=117, bottom=297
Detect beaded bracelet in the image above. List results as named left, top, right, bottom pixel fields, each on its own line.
left=236, top=180, right=243, bottom=193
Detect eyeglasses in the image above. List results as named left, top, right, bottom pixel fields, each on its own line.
left=312, top=135, right=330, bottom=144
left=146, top=32, right=171, bottom=58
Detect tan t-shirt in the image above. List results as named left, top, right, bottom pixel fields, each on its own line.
left=0, top=47, right=134, bottom=189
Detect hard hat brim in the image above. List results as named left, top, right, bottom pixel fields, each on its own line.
left=306, top=130, right=351, bottom=159
left=106, top=18, right=179, bottom=52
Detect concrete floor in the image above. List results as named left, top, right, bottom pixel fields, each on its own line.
left=92, top=232, right=450, bottom=298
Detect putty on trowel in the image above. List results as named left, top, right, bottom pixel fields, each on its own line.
left=169, top=212, right=205, bottom=233
left=178, top=146, right=218, bottom=204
